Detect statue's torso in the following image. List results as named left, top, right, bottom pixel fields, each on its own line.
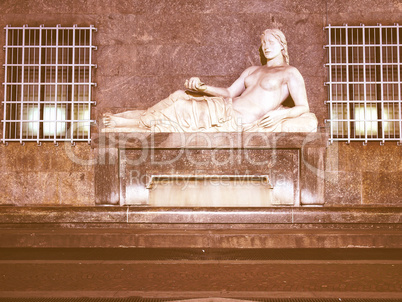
left=232, top=65, right=291, bottom=124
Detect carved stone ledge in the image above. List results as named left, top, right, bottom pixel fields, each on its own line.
left=0, top=206, right=400, bottom=225
left=92, top=131, right=327, bottom=149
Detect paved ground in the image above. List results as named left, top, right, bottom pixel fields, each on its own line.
left=0, top=248, right=401, bottom=300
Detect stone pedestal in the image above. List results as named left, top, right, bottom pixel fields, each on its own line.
left=93, top=132, right=327, bottom=207
left=147, top=175, right=273, bottom=207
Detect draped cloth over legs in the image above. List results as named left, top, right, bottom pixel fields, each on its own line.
left=139, top=90, right=242, bottom=132
left=103, top=90, right=318, bottom=133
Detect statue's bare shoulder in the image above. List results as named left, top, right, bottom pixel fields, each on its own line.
left=283, top=65, right=305, bottom=82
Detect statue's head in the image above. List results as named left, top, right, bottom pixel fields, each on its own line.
left=261, top=29, right=289, bottom=65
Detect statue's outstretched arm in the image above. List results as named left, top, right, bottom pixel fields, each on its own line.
left=185, top=66, right=258, bottom=98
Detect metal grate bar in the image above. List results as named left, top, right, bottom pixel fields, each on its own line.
left=1, top=25, right=97, bottom=144
left=397, top=25, right=402, bottom=144
left=325, top=24, right=402, bottom=144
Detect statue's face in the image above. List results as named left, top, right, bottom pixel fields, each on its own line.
left=261, top=33, right=283, bottom=61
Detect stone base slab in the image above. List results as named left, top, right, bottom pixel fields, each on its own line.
left=0, top=228, right=401, bottom=249
left=0, top=206, right=400, bottom=248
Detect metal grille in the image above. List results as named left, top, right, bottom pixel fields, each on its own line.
left=325, top=24, right=402, bottom=144
left=2, top=25, right=97, bottom=144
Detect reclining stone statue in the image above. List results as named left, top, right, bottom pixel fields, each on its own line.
left=102, top=29, right=317, bottom=132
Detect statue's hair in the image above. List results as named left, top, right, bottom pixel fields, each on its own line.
left=261, top=29, right=289, bottom=65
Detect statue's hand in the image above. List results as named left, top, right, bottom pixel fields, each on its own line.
left=258, top=110, right=287, bottom=128
left=185, top=77, right=207, bottom=92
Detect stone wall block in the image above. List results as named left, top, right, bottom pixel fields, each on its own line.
left=1, top=0, right=33, bottom=15
left=96, top=45, right=138, bottom=77
left=96, top=14, right=140, bottom=46
left=326, top=12, right=402, bottom=26
left=198, top=14, right=255, bottom=47
left=139, top=0, right=207, bottom=15
left=324, top=171, right=362, bottom=205
left=1, top=144, right=58, bottom=172
left=327, top=0, right=401, bottom=14
left=286, top=14, right=326, bottom=49
left=300, top=147, right=326, bottom=205
left=0, top=170, right=95, bottom=206
left=0, top=172, right=23, bottom=205
left=71, top=0, right=147, bottom=15
left=291, top=45, right=326, bottom=77
left=26, top=0, right=73, bottom=15
left=95, top=148, right=120, bottom=205
left=203, top=0, right=325, bottom=14
left=135, top=14, right=203, bottom=45
left=0, top=143, right=95, bottom=205
left=325, top=143, right=340, bottom=172
left=134, top=44, right=249, bottom=77
left=58, top=172, right=95, bottom=205
left=0, top=13, right=98, bottom=28
left=338, top=143, right=402, bottom=173
left=1, top=172, right=59, bottom=205
left=362, top=172, right=402, bottom=205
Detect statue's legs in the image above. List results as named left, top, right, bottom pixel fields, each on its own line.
left=102, top=90, right=187, bottom=128
left=143, top=90, right=187, bottom=113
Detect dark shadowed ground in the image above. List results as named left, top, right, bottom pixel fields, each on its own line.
left=0, top=248, right=401, bottom=301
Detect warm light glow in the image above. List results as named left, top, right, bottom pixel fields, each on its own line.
left=73, top=105, right=90, bottom=137
left=383, top=106, right=400, bottom=136
left=22, top=106, right=39, bottom=136
left=331, top=104, right=348, bottom=136
left=43, top=105, right=66, bottom=137
left=354, top=104, right=378, bottom=136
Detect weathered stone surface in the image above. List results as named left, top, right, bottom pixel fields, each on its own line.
left=0, top=143, right=95, bottom=205
left=0, top=206, right=400, bottom=225
left=0, top=0, right=401, bottom=209
left=0, top=143, right=95, bottom=173
left=324, top=171, right=363, bottom=205
left=95, top=45, right=138, bottom=77
left=96, top=14, right=140, bottom=46
left=0, top=171, right=94, bottom=206
left=326, top=12, right=402, bottom=26
left=93, top=132, right=327, bottom=149
left=0, top=13, right=98, bottom=28
left=327, top=0, right=402, bottom=14
left=95, top=148, right=119, bottom=205
left=0, top=206, right=400, bottom=248
left=137, top=45, right=250, bottom=76
left=362, top=172, right=402, bottom=205
left=71, top=0, right=147, bottom=15
left=324, top=143, right=402, bottom=205
left=120, top=148, right=299, bottom=206
left=292, top=207, right=402, bottom=224
left=0, top=206, right=128, bottom=224
left=337, top=143, right=402, bottom=173
left=300, top=147, right=325, bottom=205
left=0, top=0, right=37, bottom=15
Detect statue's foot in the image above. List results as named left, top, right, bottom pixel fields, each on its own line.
left=102, top=113, right=141, bottom=128
left=102, top=113, right=115, bottom=128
